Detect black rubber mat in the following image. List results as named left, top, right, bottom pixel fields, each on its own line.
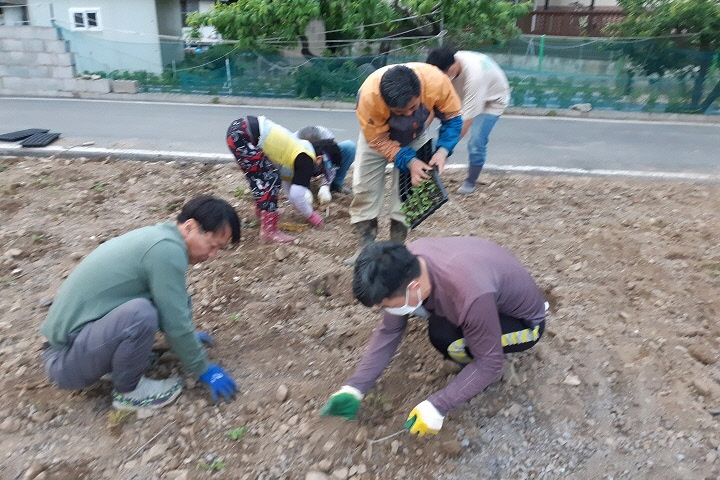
left=0, top=128, right=50, bottom=142
left=20, top=132, right=60, bottom=147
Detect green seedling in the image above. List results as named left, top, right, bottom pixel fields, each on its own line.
left=31, top=234, right=45, bottom=242
left=165, top=201, right=183, bottom=211
left=0, top=166, right=8, bottom=172
left=107, top=410, right=135, bottom=431
left=232, top=186, right=246, bottom=198
left=226, top=426, right=248, bottom=441
left=91, top=182, right=107, bottom=193
left=229, top=312, right=241, bottom=321
left=401, top=179, right=441, bottom=225
left=196, top=459, right=226, bottom=471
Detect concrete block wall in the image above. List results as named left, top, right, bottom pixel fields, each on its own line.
left=0, top=25, right=110, bottom=96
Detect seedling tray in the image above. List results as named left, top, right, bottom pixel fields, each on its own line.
left=399, top=141, right=449, bottom=229
left=0, top=128, right=49, bottom=142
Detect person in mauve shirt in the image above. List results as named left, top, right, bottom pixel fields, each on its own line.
left=321, top=238, right=548, bottom=435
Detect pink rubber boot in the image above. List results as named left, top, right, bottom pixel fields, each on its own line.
left=259, top=210, right=294, bottom=243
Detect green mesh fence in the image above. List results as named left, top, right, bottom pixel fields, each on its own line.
left=57, top=26, right=720, bottom=115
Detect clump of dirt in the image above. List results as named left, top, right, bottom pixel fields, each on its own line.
left=1, top=155, right=719, bottom=480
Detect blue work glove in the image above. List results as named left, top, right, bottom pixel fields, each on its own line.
left=199, top=364, right=237, bottom=402
left=196, top=331, right=214, bottom=348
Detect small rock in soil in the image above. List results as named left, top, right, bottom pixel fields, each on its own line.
left=390, top=439, right=401, bottom=455
left=331, top=467, right=349, bottom=479
left=164, top=470, right=189, bottom=480
left=142, top=442, right=169, bottom=464
left=563, top=374, right=582, bottom=386
left=317, top=458, right=332, bottom=472
left=688, top=344, right=717, bottom=365
left=37, top=297, right=53, bottom=308
left=309, top=323, right=328, bottom=339
left=21, top=464, right=46, bottom=480
left=274, top=246, right=291, bottom=261
left=354, top=426, right=368, bottom=444
left=276, top=384, right=289, bottom=402
left=306, top=472, right=329, bottom=480
left=440, top=440, right=462, bottom=458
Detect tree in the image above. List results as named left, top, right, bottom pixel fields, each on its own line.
left=609, top=0, right=720, bottom=113
left=188, top=0, right=531, bottom=55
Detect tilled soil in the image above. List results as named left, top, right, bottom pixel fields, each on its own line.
left=1, top=155, right=719, bottom=480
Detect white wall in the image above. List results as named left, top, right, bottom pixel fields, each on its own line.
left=156, top=0, right=183, bottom=66
left=27, top=0, right=171, bottom=74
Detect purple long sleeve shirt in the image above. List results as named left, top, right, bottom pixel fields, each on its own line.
left=346, top=237, right=546, bottom=415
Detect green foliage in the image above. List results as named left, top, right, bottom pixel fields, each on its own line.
left=609, top=0, right=720, bottom=112
left=295, top=60, right=369, bottom=99
left=196, top=459, right=226, bottom=471
left=406, top=0, right=532, bottom=46
left=190, top=0, right=528, bottom=50
left=401, top=178, right=441, bottom=225
left=226, top=426, right=248, bottom=441
left=82, top=69, right=176, bottom=86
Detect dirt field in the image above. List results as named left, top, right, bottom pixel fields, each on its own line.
left=1, top=155, right=719, bottom=480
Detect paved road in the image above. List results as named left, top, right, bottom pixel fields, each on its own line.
left=1, top=97, right=719, bottom=174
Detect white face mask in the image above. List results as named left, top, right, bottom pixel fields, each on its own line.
left=384, top=283, right=424, bottom=316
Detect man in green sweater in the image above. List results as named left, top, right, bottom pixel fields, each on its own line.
left=40, top=196, right=241, bottom=410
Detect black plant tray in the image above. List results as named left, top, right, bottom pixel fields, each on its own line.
left=0, top=128, right=49, bottom=142
left=399, top=141, right=449, bottom=229
left=20, top=132, right=60, bottom=147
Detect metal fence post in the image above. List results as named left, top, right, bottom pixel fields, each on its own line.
left=225, top=58, right=232, bottom=95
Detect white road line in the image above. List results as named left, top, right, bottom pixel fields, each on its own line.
left=2, top=97, right=718, bottom=127
left=2, top=144, right=719, bottom=181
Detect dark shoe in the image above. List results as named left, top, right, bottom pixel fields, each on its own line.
left=343, top=219, right=377, bottom=265
left=390, top=219, right=408, bottom=244
left=330, top=184, right=353, bottom=195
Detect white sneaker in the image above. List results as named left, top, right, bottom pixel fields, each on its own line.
left=112, top=375, right=183, bottom=411
left=457, top=182, right=476, bottom=195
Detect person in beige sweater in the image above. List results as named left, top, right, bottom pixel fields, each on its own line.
left=427, top=46, right=511, bottom=194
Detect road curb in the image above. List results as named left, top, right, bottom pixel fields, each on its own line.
left=3, top=145, right=719, bottom=183
left=2, top=92, right=719, bottom=125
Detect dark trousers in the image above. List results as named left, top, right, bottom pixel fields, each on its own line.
left=226, top=117, right=282, bottom=212
left=43, top=298, right=158, bottom=393
left=428, top=313, right=545, bottom=364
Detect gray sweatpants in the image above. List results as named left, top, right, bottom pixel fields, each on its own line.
left=43, top=298, right=158, bottom=393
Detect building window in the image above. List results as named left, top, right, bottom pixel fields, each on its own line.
left=69, top=8, right=101, bottom=31
left=180, top=0, right=200, bottom=27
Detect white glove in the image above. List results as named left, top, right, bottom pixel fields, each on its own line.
left=318, top=185, right=332, bottom=205
left=304, top=188, right=314, bottom=205
left=405, top=400, right=444, bottom=436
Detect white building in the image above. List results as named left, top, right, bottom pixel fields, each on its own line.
left=23, top=0, right=196, bottom=73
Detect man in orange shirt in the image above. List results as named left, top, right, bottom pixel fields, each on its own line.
left=345, top=64, right=462, bottom=264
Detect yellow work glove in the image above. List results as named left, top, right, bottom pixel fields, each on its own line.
left=405, top=400, right=444, bottom=436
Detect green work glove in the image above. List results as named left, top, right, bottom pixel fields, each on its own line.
left=320, top=385, right=363, bottom=419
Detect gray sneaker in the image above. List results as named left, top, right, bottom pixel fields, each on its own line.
left=343, top=250, right=360, bottom=266
left=457, top=181, right=476, bottom=195
left=112, top=375, right=183, bottom=411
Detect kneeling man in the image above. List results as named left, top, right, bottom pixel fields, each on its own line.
left=322, top=238, right=547, bottom=435
left=41, top=196, right=241, bottom=410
